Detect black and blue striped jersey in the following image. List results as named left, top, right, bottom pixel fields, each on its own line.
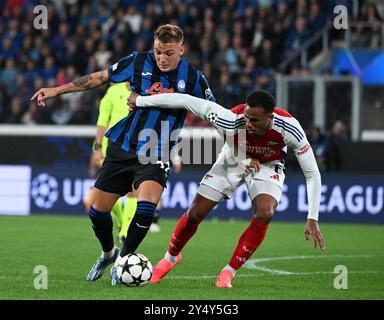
left=105, top=51, right=215, bottom=161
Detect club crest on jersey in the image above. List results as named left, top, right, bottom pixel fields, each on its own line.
left=145, top=82, right=174, bottom=95
left=177, top=80, right=186, bottom=92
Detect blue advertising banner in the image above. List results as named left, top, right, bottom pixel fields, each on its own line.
left=12, top=165, right=382, bottom=224
left=29, top=166, right=94, bottom=215
left=164, top=171, right=384, bottom=224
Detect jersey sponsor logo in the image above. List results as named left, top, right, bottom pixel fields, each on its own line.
left=297, top=143, right=310, bottom=156
left=266, top=141, right=279, bottom=146
left=141, top=72, right=152, bottom=76
left=177, top=79, right=186, bottom=92
left=145, top=82, right=174, bottom=95
left=246, top=144, right=276, bottom=157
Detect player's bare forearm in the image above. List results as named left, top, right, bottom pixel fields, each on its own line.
left=57, top=70, right=109, bottom=94
left=95, top=125, right=106, bottom=145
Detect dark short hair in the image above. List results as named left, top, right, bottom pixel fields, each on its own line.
left=246, top=90, right=276, bottom=114
left=154, top=24, right=184, bottom=44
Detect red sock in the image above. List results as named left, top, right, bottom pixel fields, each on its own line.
left=228, top=219, right=269, bottom=270
left=168, top=212, right=200, bottom=256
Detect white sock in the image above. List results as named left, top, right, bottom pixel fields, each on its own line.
left=102, top=246, right=116, bottom=259
left=223, top=264, right=237, bottom=277
left=165, top=251, right=179, bottom=264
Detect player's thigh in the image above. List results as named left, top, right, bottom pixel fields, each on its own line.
left=248, top=180, right=281, bottom=222
left=188, top=191, right=219, bottom=221
left=133, top=162, right=168, bottom=204
left=136, top=180, right=164, bottom=204
left=199, top=159, right=244, bottom=201
left=127, top=186, right=138, bottom=198
left=89, top=187, right=120, bottom=212
left=246, top=162, right=284, bottom=203
left=251, top=192, right=278, bottom=222
left=94, top=159, right=134, bottom=203
left=248, top=179, right=283, bottom=204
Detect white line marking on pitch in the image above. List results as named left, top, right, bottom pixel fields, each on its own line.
left=244, top=254, right=380, bottom=275
left=167, top=254, right=384, bottom=280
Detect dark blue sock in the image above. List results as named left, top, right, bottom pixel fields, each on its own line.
left=89, top=206, right=114, bottom=253
left=153, top=208, right=161, bottom=224
left=121, top=201, right=157, bottom=256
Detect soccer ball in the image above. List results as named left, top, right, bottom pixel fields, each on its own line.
left=116, top=253, right=153, bottom=286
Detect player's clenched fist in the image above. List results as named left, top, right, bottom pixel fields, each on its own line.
left=127, top=92, right=139, bottom=111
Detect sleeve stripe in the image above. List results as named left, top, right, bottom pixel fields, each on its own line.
left=216, top=122, right=237, bottom=130
left=217, top=116, right=245, bottom=125
left=274, top=118, right=304, bottom=139
left=274, top=122, right=303, bottom=142
left=217, top=121, right=245, bottom=128
left=217, top=119, right=245, bottom=129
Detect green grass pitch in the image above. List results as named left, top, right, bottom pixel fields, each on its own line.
left=0, top=215, right=383, bottom=300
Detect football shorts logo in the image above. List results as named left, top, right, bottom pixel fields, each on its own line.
left=31, top=173, right=59, bottom=209
left=177, top=79, right=186, bottom=92
left=270, top=174, right=280, bottom=181
left=207, top=112, right=218, bottom=124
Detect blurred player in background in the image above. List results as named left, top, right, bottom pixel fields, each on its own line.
left=85, top=81, right=137, bottom=244
left=31, top=24, right=215, bottom=285
left=129, top=90, right=325, bottom=288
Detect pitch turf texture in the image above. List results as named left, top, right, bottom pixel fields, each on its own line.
left=0, top=215, right=383, bottom=300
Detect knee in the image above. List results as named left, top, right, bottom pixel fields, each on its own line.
left=187, top=208, right=205, bottom=224
left=254, top=206, right=275, bottom=224
left=188, top=202, right=209, bottom=224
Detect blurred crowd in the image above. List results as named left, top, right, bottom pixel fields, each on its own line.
left=0, top=0, right=381, bottom=127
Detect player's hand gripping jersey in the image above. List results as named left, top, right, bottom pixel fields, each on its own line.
left=136, top=93, right=321, bottom=221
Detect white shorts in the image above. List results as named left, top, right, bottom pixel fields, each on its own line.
left=198, top=144, right=285, bottom=203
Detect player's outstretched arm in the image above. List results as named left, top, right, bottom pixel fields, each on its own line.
left=31, top=69, right=109, bottom=107
left=134, top=93, right=244, bottom=134
left=295, top=144, right=325, bottom=250
left=283, top=117, right=325, bottom=251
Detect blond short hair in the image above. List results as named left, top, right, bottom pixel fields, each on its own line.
left=154, top=24, right=184, bottom=44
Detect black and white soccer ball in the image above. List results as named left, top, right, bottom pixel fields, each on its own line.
left=116, top=253, right=153, bottom=287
